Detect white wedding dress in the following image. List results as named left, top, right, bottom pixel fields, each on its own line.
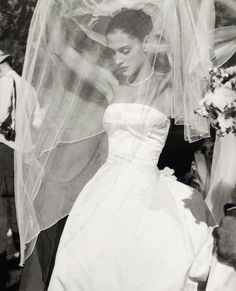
left=48, top=103, right=214, bottom=291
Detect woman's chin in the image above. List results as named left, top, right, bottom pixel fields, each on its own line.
left=112, top=70, right=126, bottom=84
left=118, top=76, right=128, bottom=86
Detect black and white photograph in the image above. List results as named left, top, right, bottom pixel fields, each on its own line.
left=0, top=0, right=236, bottom=290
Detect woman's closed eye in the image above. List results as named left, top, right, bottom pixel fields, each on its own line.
left=118, top=47, right=131, bottom=55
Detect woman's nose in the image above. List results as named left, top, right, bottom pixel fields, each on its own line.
left=114, top=53, right=124, bottom=66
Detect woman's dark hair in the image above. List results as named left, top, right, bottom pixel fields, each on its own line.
left=106, top=9, right=153, bottom=41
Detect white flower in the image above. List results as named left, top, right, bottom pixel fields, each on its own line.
left=224, top=81, right=232, bottom=90
left=160, top=167, right=177, bottom=180
left=196, top=66, right=236, bottom=137
left=194, top=106, right=209, bottom=117
left=222, top=72, right=229, bottom=78
left=227, top=66, right=236, bottom=75
left=214, top=114, right=234, bottom=136
left=207, top=87, right=236, bottom=112
left=202, top=91, right=214, bottom=107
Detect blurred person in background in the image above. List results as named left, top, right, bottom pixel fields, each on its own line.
left=0, top=50, right=21, bottom=289
left=0, top=49, right=42, bottom=289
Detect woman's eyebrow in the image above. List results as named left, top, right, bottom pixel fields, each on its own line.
left=117, top=45, right=131, bottom=51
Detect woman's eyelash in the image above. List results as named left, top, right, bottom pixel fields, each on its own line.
left=116, top=47, right=130, bottom=54
left=121, top=49, right=130, bottom=54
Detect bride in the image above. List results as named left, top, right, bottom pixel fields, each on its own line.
left=16, top=0, right=236, bottom=290
left=45, top=3, right=214, bottom=291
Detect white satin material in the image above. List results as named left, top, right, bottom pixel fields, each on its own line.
left=206, top=256, right=236, bottom=291
left=48, top=104, right=214, bottom=291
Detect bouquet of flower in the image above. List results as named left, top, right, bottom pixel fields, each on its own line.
left=195, top=66, right=236, bottom=137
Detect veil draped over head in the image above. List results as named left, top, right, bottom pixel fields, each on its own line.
left=16, top=0, right=236, bottom=265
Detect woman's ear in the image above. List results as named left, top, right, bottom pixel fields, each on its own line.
left=143, top=35, right=151, bottom=53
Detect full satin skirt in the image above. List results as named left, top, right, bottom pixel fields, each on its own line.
left=48, top=161, right=213, bottom=291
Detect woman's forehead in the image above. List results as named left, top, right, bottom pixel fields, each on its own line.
left=106, top=30, right=140, bottom=49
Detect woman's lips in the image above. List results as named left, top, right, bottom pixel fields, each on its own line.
left=116, top=66, right=128, bottom=73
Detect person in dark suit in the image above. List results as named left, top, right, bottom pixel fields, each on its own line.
left=0, top=50, right=21, bottom=289
left=213, top=205, right=236, bottom=263
left=159, top=120, right=202, bottom=183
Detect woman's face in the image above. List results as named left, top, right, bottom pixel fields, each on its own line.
left=106, top=30, right=147, bottom=79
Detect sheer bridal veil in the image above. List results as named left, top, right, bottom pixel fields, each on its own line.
left=15, top=0, right=236, bottom=265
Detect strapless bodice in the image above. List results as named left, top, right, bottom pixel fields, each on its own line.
left=103, top=103, right=170, bottom=166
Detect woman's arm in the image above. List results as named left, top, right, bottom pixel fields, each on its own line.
left=59, top=46, right=117, bottom=103
left=47, top=12, right=117, bottom=103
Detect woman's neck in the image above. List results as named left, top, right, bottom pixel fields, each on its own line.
left=127, top=61, right=153, bottom=86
